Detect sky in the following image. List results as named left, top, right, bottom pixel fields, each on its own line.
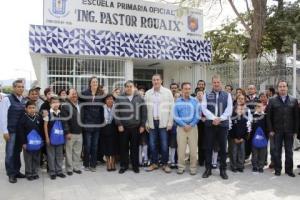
left=0, top=0, right=245, bottom=84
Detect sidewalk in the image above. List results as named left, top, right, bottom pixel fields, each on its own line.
left=0, top=139, right=300, bottom=200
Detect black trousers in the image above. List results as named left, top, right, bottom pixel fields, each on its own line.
left=197, top=122, right=205, bottom=165
left=273, top=132, right=294, bottom=173
left=119, top=127, right=140, bottom=169
left=204, top=125, right=228, bottom=170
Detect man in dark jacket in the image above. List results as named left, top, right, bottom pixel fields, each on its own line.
left=115, top=80, right=147, bottom=174
left=61, top=88, right=83, bottom=176
left=267, top=80, right=299, bottom=177
left=0, top=79, right=26, bottom=183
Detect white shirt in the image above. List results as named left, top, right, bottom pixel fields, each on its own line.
left=201, top=91, right=233, bottom=121
left=0, top=95, right=24, bottom=134
left=152, top=90, right=161, bottom=119
left=127, top=95, right=134, bottom=102
left=104, top=105, right=114, bottom=124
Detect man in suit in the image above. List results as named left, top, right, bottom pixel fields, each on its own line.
left=267, top=80, right=299, bottom=177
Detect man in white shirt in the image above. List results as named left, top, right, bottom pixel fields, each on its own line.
left=145, top=74, right=174, bottom=173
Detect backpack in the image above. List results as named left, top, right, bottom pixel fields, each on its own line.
left=252, top=127, right=268, bottom=148
left=27, top=129, right=43, bottom=151
left=50, top=120, right=65, bottom=145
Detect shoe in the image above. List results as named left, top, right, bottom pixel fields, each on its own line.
left=231, top=168, right=237, bottom=173
left=252, top=168, right=258, bottom=172
left=27, top=176, right=34, bottom=181
left=220, top=170, right=228, bottom=180
left=9, top=176, right=17, bottom=184
left=275, top=171, right=281, bottom=176
left=177, top=170, right=184, bottom=175
left=16, top=173, right=26, bottom=179
left=73, top=170, right=82, bottom=174
left=237, top=168, right=244, bottom=173
left=162, top=165, right=172, bottom=173
left=119, top=168, right=128, bottom=174
left=133, top=168, right=140, bottom=173
left=67, top=172, right=73, bottom=176
left=146, top=164, right=159, bottom=172
left=286, top=172, right=296, bottom=177
left=212, top=164, right=217, bottom=169
left=50, top=175, right=56, bottom=180
left=190, top=171, right=197, bottom=176
left=202, top=169, right=212, bottom=178
left=170, top=163, right=177, bottom=169
left=297, top=165, right=300, bottom=169
left=57, top=173, right=66, bottom=178
left=84, top=167, right=90, bottom=171
left=90, top=167, right=96, bottom=172
left=33, top=175, right=39, bottom=179
left=258, top=168, right=264, bottom=173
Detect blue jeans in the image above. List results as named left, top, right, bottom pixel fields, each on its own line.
left=5, top=133, right=22, bottom=176
left=83, top=130, right=100, bottom=168
left=149, top=120, right=169, bottom=165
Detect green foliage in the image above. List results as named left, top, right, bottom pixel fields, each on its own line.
left=2, top=86, right=13, bottom=94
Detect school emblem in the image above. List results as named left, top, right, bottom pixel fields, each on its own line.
left=49, top=0, right=69, bottom=18
left=188, top=16, right=199, bottom=32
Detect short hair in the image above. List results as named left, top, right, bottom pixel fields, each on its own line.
left=152, top=74, right=162, bottom=80
left=104, top=94, right=115, bottom=102
left=211, top=75, right=221, bottom=82
left=44, top=87, right=51, bottom=96
left=66, top=88, right=77, bottom=96
left=50, top=96, right=60, bottom=103
left=277, top=80, right=288, bottom=87
left=259, top=92, right=267, bottom=98
left=26, top=100, right=36, bottom=108
left=58, top=89, right=67, bottom=96
left=255, top=100, right=262, bottom=105
left=225, top=85, right=233, bottom=91
left=181, top=82, right=191, bottom=89
left=12, top=79, right=23, bottom=87
left=28, top=88, right=38, bottom=95
left=197, top=80, right=206, bottom=86
left=268, top=87, right=275, bottom=94
left=170, top=83, right=179, bottom=89
left=124, top=80, right=134, bottom=87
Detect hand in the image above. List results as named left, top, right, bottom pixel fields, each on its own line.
left=139, top=127, right=145, bottom=134
left=118, top=126, right=124, bottom=133
left=45, top=137, right=50, bottom=146
left=66, top=134, right=72, bottom=140
left=145, top=126, right=150, bottom=133
left=167, top=125, right=172, bottom=131
left=3, top=133, right=10, bottom=142
left=234, top=138, right=240, bottom=144
left=22, top=144, right=27, bottom=150
left=269, top=131, right=275, bottom=137
left=213, top=118, right=221, bottom=126
left=42, top=110, right=48, bottom=118
left=183, top=125, right=192, bottom=132
left=201, top=117, right=206, bottom=122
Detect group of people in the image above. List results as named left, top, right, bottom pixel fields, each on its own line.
left=1, top=74, right=300, bottom=184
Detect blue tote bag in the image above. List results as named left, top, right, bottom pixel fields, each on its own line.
left=27, top=129, right=43, bottom=151
left=50, top=120, right=65, bottom=145
left=252, top=127, right=268, bottom=148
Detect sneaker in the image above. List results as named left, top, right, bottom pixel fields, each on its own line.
left=90, top=167, right=97, bottom=172
left=177, top=169, right=185, bottom=175
left=146, top=164, right=159, bottom=172
left=162, top=165, right=172, bottom=173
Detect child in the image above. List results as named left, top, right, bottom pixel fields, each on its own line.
left=251, top=100, right=268, bottom=173
left=17, top=101, right=43, bottom=181
left=44, top=96, right=66, bottom=180
left=230, top=105, right=251, bottom=172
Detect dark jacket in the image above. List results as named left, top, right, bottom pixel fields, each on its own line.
left=251, top=112, right=268, bottom=141
left=80, top=89, right=104, bottom=131
left=230, top=113, right=249, bottom=140
left=267, top=95, right=299, bottom=134
left=17, top=113, right=43, bottom=146
left=114, top=92, right=147, bottom=128
left=7, top=94, right=26, bottom=133
left=246, top=95, right=259, bottom=114
left=61, top=100, right=82, bottom=135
